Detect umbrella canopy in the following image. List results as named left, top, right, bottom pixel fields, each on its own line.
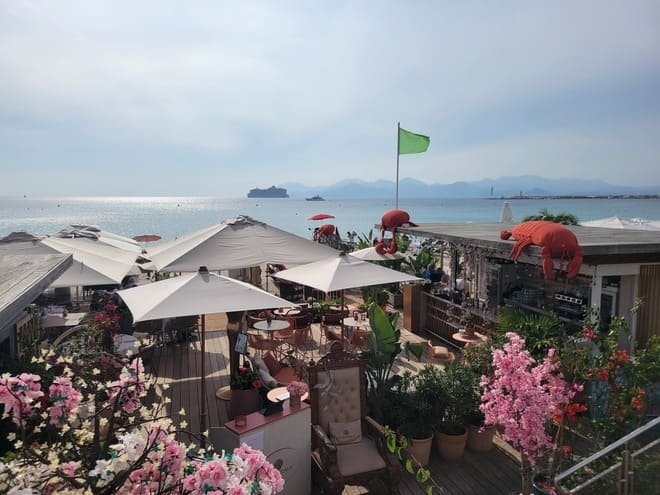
left=309, top=213, right=335, bottom=221
left=133, top=234, right=162, bottom=243
left=0, top=232, right=140, bottom=287
left=56, top=225, right=142, bottom=253
left=272, top=252, right=420, bottom=293
left=581, top=216, right=660, bottom=231
left=147, top=215, right=338, bottom=272
left=350, top=246, right=406, bottom=261
left=118, top=269, right=295, bottom=322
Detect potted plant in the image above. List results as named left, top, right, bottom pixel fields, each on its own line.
left=286, top=380, right=308, bottom=408
left=462, top=312, right=479, bottom=337
left=387, top=372, right=435, bottom=467
left=434, top=360, right=477, bottom=460
left=229, top=365, right=263, bottom=419
left=462, top=340, right=497, bottom=452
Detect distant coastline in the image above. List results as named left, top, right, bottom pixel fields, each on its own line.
left=489, top=194, right=660, bottom=200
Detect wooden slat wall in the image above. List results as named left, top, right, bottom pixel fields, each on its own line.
left=636, top=264, right=660, bottom=348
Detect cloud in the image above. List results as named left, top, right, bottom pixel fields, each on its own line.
left=1, top=0, right=659, bottom=195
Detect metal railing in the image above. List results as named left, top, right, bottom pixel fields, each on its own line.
left=554, top=416, right=660, bottom=494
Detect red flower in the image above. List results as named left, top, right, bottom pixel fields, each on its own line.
left=562, top=445, right=572, bottom=456
left=610, top=349, right=630, bottom=364
left=565, top=403, right=588, bottom=422
left=596, top=368, right=610, bottom=382
left=631, top=388, right=646, bottom=412
left=252, top=380, right=262, bottom=389
left=582, top=326, right=598, bottom=341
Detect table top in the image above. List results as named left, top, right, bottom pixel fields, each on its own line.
left=452, top=331, right=487, bottom=344
left=115, top=334, right=137, bottom=356
left=273, top=308, right=301, bottom=317
left=42, top=312, right=86, bottom=329
left=267, top=386, right=309, bottom=403
left=253, top=319, right=290, bottom=331
left=343, top=317, right=370, bottom=329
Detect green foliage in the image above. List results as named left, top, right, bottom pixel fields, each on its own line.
left=437, top=360, right=479, bottom=433
left=496, top=307, right=565, bottom=360
left=522, top=208, right=579, bottom=225
left=384, top=426, right=435, bottom=495
left=356, top=230, right=374, bottom=249
left=402, top=248, right=435, bottom=278
left=363, top=303, right=402, bottom=421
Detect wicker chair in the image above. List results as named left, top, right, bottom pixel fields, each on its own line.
left=319, top=313, right=343, bottom=352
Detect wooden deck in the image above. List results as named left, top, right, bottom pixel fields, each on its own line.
left=150, top=312, right=522, bottom=494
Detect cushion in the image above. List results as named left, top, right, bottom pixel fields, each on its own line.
left=329, top=419, right=362, bottom=445
left=430, top=343, right=450, bottom=359
left=336, top=438, right=387, bottom=477
left=263, top=353, right=282, bottom=376
left=250, top=355, right=277, bottom=389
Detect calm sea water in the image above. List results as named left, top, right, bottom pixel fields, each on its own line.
left=1, top=196, right=659, bottom=242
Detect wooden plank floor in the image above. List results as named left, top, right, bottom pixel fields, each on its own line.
left=150, top=311, right=521, bottom=494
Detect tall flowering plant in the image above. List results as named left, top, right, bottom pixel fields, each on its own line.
left=0, top=349, right=284, bottom=494
left=480, top=332, right=574, bottom=495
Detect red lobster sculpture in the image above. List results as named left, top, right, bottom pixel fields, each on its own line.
left=375, top=209, right=417, bottom=255
left=500, top=221, right=583, bottom=280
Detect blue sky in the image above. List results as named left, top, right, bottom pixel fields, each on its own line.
left=1, top=0, right=659, bottom=196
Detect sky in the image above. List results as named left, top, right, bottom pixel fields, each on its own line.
left=1, top=0, right=659, bottom=196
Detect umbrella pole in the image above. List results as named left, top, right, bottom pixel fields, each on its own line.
left=200, top=314, right=207, bottom=448
left=341, top=290, right=345, bottom=344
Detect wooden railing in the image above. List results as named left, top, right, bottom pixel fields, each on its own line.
left=16, top=311, right=42, bottom=360
left=423, top=292, right=495, bottom=343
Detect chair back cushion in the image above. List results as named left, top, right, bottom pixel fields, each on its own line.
left=317, top=366, right=362, bottom=431
left=250, top=354, right=278, bottom=389
left=329, top=419, right=362, bottom=445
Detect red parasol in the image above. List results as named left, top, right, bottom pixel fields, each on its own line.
left=309, top=213, right=335, bottom=221
left=132, top=234, right=162, bottom=242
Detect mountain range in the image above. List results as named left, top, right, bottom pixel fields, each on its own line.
left=281, top=176, right=660, bottom=199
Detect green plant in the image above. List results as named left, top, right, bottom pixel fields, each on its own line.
left=384, top=427, right=436, bottom=495
left=402, top=248, right=435, bottom=278
left=231, top=366, right=263, bottom=390
left=356, top=230, right=375, bottom=249
left=462, top=312, right=479, bottom=327
left=363, top=303, right=402, bottom=422
left=496, top=307, right=565, bottom=360
left=522, top=208, right=579, bottom=225
left=414, top=365, right=446, bottom=422
left=438, top=360, right=478, bottom=434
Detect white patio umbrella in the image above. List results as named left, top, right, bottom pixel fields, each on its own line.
left=56, top=224, right=142, bottom=253
left=118, top=267, right=295, bottom=441
left=581, top=216, right=660, bottom=231
left=272, top=252, right=420, bottom=336
left=0, top=232, right=139, bottom=287
left=147, top=215, right=338, bottom=272
left=350, top=246, right=406, bottom=261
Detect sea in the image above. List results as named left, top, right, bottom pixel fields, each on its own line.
left=1, top=196, right=659, bottom=243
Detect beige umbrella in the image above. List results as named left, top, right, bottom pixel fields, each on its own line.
left=272, top=252, right=420, bottom=336
left=118, top=267, right=295, bottom=443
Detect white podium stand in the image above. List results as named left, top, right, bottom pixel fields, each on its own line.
left=217, top=402, right=311, bottom=495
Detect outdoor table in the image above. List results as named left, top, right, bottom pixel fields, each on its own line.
left=342, top=317, right=370, bottom=344
left=452, top=331, right=487, bottom=347
left=253, top=319, right=290, bottom=333
left=272, top=308, right=301, bottom=317
left=266, top=386, right=309, bottom=404
left=116, top=334, right=138, bottom=356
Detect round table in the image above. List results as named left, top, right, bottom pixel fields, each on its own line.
left=273, top=308, right=301, bottom=317
left=452, top=331, right=487, bottom=346
left=343, top=317, right=370, bottom=329
left=266, top=386, right=309, bottom=403
left=115, top=335, right=137, bottom=356
left=216, top=386, right=232, bottom=401
left=253, top=319, right=290, bottom=332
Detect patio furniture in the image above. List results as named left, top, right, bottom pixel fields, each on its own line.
left=320, top=313, right=343, bottom=352
left=248, top=332, right=280, bottom=357
left=425, top=340, right=456, bottom=364
left=309, top=344, right=400, bottom=494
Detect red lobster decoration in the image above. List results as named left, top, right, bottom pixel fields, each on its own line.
left=500, top=221, right=583, bottom=280
left=375, top=209, right=417, bottom=255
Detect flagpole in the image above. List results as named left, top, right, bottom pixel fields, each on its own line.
left=396, top=121, right=400, bottom=209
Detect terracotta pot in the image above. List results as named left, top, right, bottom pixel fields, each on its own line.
left=397, top=425, right=434, bottom=467
left=467, top=423, right=495, bottom=452
left=464, top=326, right=475, bottom=337
left=434, top=427, right=468, bottom=461
left=229, top=388, right=261, bottom=419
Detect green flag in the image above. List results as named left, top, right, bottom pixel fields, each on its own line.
left=399, top=127, right=430, bottom=154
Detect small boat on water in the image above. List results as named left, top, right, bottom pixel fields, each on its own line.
left=306, top=195, right=325, bottom=201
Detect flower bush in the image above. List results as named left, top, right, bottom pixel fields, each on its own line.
left=286, top=381, right=308, bottom=397
left=231, top=366, right=262, bottom=391
left=0, top=347, right=283, bottom=494
left=480, top=332, right=574, bottom=495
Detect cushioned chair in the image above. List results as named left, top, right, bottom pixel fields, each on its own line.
left=425, top=340, right=455, bottom=364
left=249, top=352, right=299, bottom=389
left=309, top=344, right=400, bottom=494
left=319, top=313, right=343, bottom=352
